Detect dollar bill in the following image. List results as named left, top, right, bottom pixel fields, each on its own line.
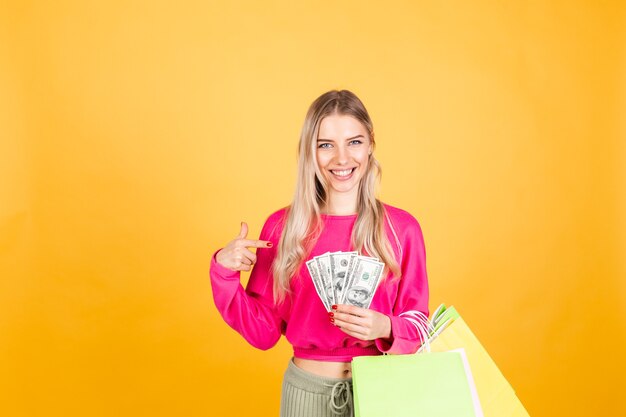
left=342, top=253, right=359, bottom=303
left=307, top=250, right=385, bottom=311
left=314, top=252, right=335, bottom=307
left=329, top=251, right=358, bottom=306
left=306, top=258, right=330, bottom=311
left=343, top=256, right=384, bottom=309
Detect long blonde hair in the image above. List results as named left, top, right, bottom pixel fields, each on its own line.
left=272, top=90, right=401, bottom=304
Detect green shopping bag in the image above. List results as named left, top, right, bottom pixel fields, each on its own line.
left=352, top=349, right=483, bottom=417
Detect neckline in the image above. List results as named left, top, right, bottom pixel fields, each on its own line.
left=320, top=212, right=358, bottom=219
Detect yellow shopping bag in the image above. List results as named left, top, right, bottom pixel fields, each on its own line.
left=427, top=314, right=530, bottom=417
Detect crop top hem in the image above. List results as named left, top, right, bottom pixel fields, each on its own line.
left=293, top=345, right=381, bottom=362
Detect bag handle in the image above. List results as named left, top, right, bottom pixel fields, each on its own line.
left=398, top=310, right=434, bottom=354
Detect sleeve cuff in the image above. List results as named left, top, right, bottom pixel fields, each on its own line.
left=210, top=248, right=240, bottom=280
left=375, top=336, right=393, bottom=352
left=374, top=313, right=395, bottom=353
left=374, top=314, right=422, bottom=354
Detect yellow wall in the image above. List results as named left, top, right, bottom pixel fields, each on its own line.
left=1, top=1, right=624, bottom=416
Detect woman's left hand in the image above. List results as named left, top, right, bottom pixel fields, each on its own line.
left=330, top=304, right=392, bottom=341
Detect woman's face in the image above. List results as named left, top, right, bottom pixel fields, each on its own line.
left=315, top=114, right=372, bottom=198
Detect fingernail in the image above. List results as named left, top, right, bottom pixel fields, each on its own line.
left=330, top=318, right=334, bottom=322
left=332, top=305, right=337, bottom=310
left=267, top=242, right=273, bottom=247
left=329, top=312, right=334, bottom=317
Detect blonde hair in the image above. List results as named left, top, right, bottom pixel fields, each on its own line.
left=272, top=90, right=401, bottom=304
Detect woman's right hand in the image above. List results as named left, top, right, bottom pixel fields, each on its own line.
left=215, top=222, right=273, bottom=272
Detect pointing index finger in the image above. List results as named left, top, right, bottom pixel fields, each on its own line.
left=239, top=238, right=273, bottom=249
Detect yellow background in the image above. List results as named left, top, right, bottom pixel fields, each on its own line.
left=1, top=1, right=624, bottom=416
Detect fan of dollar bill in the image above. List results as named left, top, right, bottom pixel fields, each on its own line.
left=306, top=251, right=385, bottom=312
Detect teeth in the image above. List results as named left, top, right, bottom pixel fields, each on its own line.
left=331, top=168, right=354, bottom=177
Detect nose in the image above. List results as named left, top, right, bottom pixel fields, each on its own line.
left=335, top=144, right=349, bottom=165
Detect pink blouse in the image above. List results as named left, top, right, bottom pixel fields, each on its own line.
left=209, top=203, right=429, bottom=362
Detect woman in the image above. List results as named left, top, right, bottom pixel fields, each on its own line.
left=209, top=89, right=429, bottom=417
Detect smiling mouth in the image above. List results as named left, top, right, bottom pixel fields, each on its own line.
left=330, top=168, right=356, bottom=177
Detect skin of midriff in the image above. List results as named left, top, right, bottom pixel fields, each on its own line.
left=293, top=357, right=352, bottom=379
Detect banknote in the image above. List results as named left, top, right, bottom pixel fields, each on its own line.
left=342, top=253, right=359, bottom=302
left=329, top=251, right=358, bottom=304
left=314, top=252, right=335, bottom=307
left=306, top=258, right=330, bottom=311
left=307, top=251, right=384, bottom=311
left=342, top=254, right=379, bottom=302
left=343, top=256, right=384, bottom=309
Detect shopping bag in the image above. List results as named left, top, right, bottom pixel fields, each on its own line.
left=352, top=349, right=483, bottom=417
left=426, top=316, right=530, bottom=417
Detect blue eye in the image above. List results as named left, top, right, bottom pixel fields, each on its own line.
left=350, top=140, right=362, bottom=145
left=318, top=143, right=332, bottom=149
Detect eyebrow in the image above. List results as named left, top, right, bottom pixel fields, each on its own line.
left=317, top=135, right=365, bottom=142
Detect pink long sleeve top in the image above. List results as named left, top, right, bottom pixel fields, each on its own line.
left=209, top=203, right=429, bottom=362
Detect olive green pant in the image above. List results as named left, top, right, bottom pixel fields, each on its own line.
left=280, top=358, right=354, bottom=417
